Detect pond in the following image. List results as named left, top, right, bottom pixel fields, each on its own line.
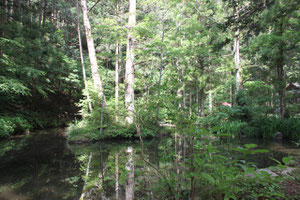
left=0, top=129, right=299, bottom=199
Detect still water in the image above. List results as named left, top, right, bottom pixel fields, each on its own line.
left=0, top=129, right=299, bottom=199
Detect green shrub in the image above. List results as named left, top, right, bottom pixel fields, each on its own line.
left=219, top=120, right=248, bottom=137
left=68, top=120, right=99, bottom=142
left=242, top=125, right=260, bottom=137
left=68, top=120, right=157, bottom=142
left=0, top=116, right=32, bottom=138
left=0, top=118, right=15, bottom=138
left=250, top=117, right=300, bottom=140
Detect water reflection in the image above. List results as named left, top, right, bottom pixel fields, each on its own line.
left=0, top=129, right=299, bottom=200
left=72, top=137, right=300, bottom=199
left=0, top=129, right=83, bottom=200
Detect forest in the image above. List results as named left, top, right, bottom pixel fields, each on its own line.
left=0, top=0, right=300, bottom=199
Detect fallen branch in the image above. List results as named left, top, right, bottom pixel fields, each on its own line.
left=158, top=122, right=176, bottom=128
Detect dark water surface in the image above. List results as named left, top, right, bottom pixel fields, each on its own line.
left=0, top=129, right=83, bottom=200
left=0, top=129, right=299, bottom=200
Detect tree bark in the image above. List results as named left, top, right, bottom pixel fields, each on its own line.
left=115, top=153, right=120, bottom=200
left=276, top=19, right=286, bottom=118
left=234, top=0, right=242, bottom=94
left=125, top=0, right=136, bottom=124
left=196, top=88, right=199, bottom=115
left=200, top=88, right=205, bottom=117
left=125, top=147, right=134, bottom=200
left=17, top=0, right=21, bottom=20
left=230, top=71, right=233, bottom=105
left=189, top=88, right=192, bottom=116
left=79, top=152, right=93, bottom=200
left=208, top=56, right=213, bottom=114
left=39, top=0, right=43, bottom=26
left=76, top=0, right=92, bottom=112
left=42, top=0, right=47, bottom=27
left=9, top=0, right=13, bottom=19
left=115, top=42, right=119, bottom=120
left=0, top=0, right=6, bottom=56
left=81, top=0, right=106, bottom=106
left=4, top=0, right=8, bottom=17
left=209, top=89, right=213, bottom=114
left=156, top=21, right=165, bottom=121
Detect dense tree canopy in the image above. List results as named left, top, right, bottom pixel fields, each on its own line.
left=0, top=0, right=299, bottom=140
left=0, top=1, right=300, bottom=200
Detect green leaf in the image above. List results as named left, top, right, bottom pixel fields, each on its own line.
left=269, top=157, right=281, bottom=165
left=252, top=149, right=269, bottom=154
left=210, top=126, right=220, bottom=133
left=195, top=157, right=205, bottom=166
left=244, top=144, right=257, bottom=149
left=282, top=156, right=293, bottom=165
left=201, top=173, right=215, bottom=185
left=214, top=155, right=229, bottom=161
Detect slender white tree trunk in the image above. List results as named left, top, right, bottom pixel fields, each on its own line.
left=234, top=30, right=242, bottom=91
left=76, top=0, right=92, bottom=112
left=9, top=0, right=13, bottom=19
left=115, top=3, right=120, bottom=121
left=115, top=43, right=119, bottom=120
left=209, top=89, right=213, bottom=114
left=125, top=147, right=134, bottom=200
left=183, top=86, right=186, bottom=109
left=4, top=0, right=8, bottom=16
left=115, top=153, right=120, bottom=200
left=79, top=152, right=93, bottom=200
left=81, top=0, right=106, bottom=105
left=230, top=72, right=233, bottom=105
left=208, top=56, right=213, bottom=114
left=125, top=0, right=136, bottom=124
left=200, top=88, right=205, bottom=117
left=234, top=0, right=242, bottom=93
left=189, top=88, right=192, bottom=116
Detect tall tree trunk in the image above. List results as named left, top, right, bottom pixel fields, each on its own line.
left=80, top=0, right=106, bottom=105
left=208, top=56, right=213, bottom=114
left=39, top=0, right=43, bottom=26
left=115, top=42, right=119, bottom=120
left=276, top=19, right=286, bottom=118
left=4, top=0, right=8, bottom=17
left=234, top=0, right=242, bottom=95
left=209, top=89, right=213, bottom=114
left=156, top=21, right=165, bottom=121
left=125, top=0, right=136, bottom=124
left=200, top=88, right=205, bottom=117
left=17, top=0, right=21, bottom=20
left=177, top=87, right=183, bottom=108
left=9, top=0, right=13, bottom=19
left=115, top=153, right=120, bottom=200
left=189, top=88, right=192, bottom=116
left=230, top=71, right=233, bottom=105
left=76, top=0, right=92, bottom=112
left=125, top=147, right=134, bottom=200
left=196, top=88, right=199, bottom=115
left=79, top=152, right=93, bottom=200
left=0, top=0, right=6, bottom=56
left=183, top=86, right=186, bottom=109
left=176, top=60, right=183, bottom=108
left=42, top=0, right=47, bottom=27
left=115, top=3, right=120, bottom=122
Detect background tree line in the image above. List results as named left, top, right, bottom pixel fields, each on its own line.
left=0, top=0, right=299, bottom=140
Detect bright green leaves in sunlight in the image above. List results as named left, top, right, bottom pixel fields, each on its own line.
left=233, top=144, right=269, bottom=155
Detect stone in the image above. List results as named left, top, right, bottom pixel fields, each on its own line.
left=274, top=132, right=283, bottom=140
